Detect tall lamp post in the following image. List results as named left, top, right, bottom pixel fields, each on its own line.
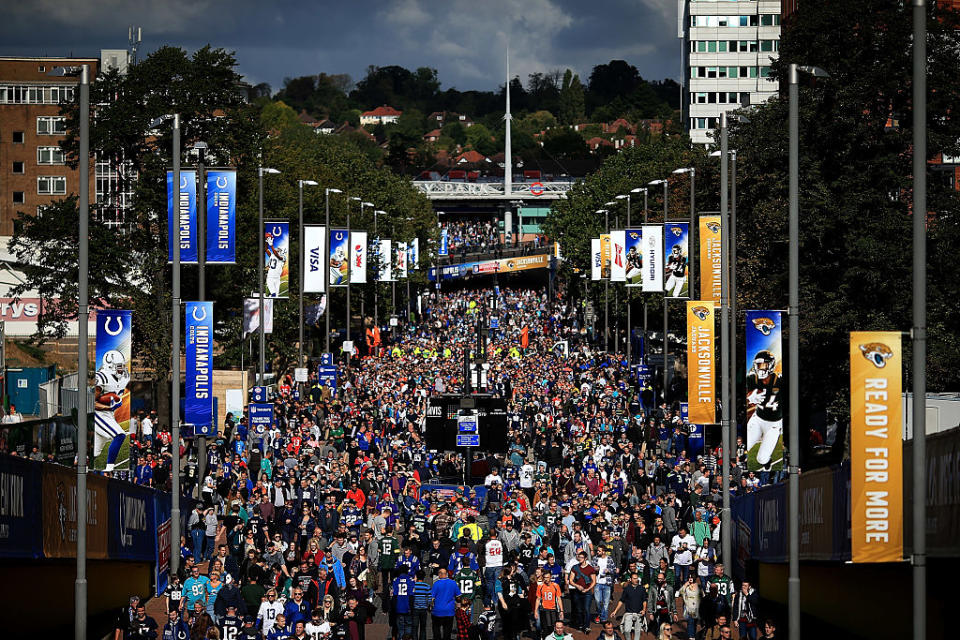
left=258, top=167, right=281, bottom=382
left=604, top=201, right=620, bottom=352
left=73, top=64, right=90, bottom=640
left=649, top=179, right=668, bottom=399
left=631, top=187, right=648, bottom=365
left=615, top=193, right=632, bottom=363
left=298, top=180, right=318, bottom=374
left=788, top=62, right=829, bottom=640
left=324, top=188, right=342, bottom=354
left=911, top=3, right=928, bottom=639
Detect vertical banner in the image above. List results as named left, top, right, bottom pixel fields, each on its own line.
left=686, top=302, right=715, bottom=425
left=263, top=221, right=290, bottom=298
left=205, top=169, right=237, bottom=264
left=303, top=225, right=327, bottom=292
left=410, top=238, right=420, bottom=270
left=641, top=224, right=664, bottom=292
left=166, top=169, right=197, bottom=263
left=745, top=311, right=784, bottom=471
left=350, top=231, right=368, bottom=284
left=329, top=228, right=349, bottom=287
left=397, top=242, right=408, bottom=279
left=439, top=228, right=449, bottom=256
left=850, top=331, right=903, bottom=563
left=600, top=234, right=611, bottom=279
left=42, top=465, right=108, bottom=558
left=664, top=222, right=690, bottom=298
left=624, top=228, right=643, bottom=287
left=185, top=301, right=214, bottom=434
left=243, top=298, right=273, bottom=336
left=93, top=309, right=132, bottom=471
left=699, top=214, right=722, bottom=305
left=591, top=238, right=602, bottom=281
left=609, top=230, right=626, bottom=282
left=379, top=239, right=393, bottom=281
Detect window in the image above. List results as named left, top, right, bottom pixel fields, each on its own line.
left=707, top=67, right=718, bottom=78
left=727, top=67, right=739, bottom=78
left=760, top=14, right=780, bottom=26
left=37, top=65, right=45, bottom=72
left=37, top=176, right=66, bottom=195
left=696, top=93, right=708, bottom=104
left=760, top=66, right=772, bottom=78
left=740, top=93, right=751, bottom=105
left=0, top=84, right=76, bottom=104
left=697, top=118, right=707, bottom=129
left=12, top=131, right=24, bottom=144
left=708, top=41, right=717, bottom=53
left=12, top=161, right=25, bottom=174
left=760, top=40, right=777, bottom=52
left=37, top=146, right=65, bottom=165
left=749, top=67, right=759, bottom=78
left=37, top=116, right=67, bottom=135
left=13, top=192, right=25, bottom=204
left=718, top=41, right=728, bottom=52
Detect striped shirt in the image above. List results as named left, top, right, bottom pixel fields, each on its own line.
left=413, top=580, right=432, bottom=611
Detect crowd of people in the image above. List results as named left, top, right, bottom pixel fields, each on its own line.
left=110, top=284, right=779, bottom=640
left=439, top=220, right=502, bottom=255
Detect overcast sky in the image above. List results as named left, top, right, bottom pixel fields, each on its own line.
left=3, top=0, right=682, bottom=93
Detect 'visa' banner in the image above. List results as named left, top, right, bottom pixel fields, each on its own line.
left=303, top=225, right=326, bottom=292
left=185, top=301, right=214, bottom=433
left=591, top=238, right=602, bottom=281
left=205, top=169, right=236, bottom=264
left=167, top=170, right=197, bottom=263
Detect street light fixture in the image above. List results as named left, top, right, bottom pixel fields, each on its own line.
left=258, top=167, right=280, bottom=384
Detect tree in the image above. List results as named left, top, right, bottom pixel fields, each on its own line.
left=725, top=0, right=960, bottom=427
left=558, top=69, right=585, bottom=125
left=541, top=128, right=588, bottom=160
left=465, top=123, right=496, bottom=156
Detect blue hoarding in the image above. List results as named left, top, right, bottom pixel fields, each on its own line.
left=154, top=491, right=172, bottom=595
left=753, top=482, right=787, bottom=563
left=0, top=455, right=42, bottom=558
left=108, top=480, right=156, bottom=561
left=206, top=169, right=236, bottom=264
left=167, top=170, right=198, bottom=263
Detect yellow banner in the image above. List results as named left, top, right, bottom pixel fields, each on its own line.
left=600, top=234, right=611, bottom=279
left=699, top=215, right=722, bottom=305
left=850, top=331, right=903, bottom=563
left=687, top=301, right=716, bottom=424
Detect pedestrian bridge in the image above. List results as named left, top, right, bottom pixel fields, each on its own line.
left=412, top=180, right=573, bottom=200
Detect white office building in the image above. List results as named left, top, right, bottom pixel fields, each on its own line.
left=683, top=0, right=782, bottom=145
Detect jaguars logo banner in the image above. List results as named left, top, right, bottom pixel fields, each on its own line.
left=664, top=222, right=690, bottom=298
left=624, top=229, right=643, bottom=287
left=745, top=311, right=784, bottom=471
left=687, top=301, right=715, bottom=425
left=93, top=310, right=133, bottom=471
left=600, top=234, right=611, bottom=280
left=699, top=215, right=722, bottom=305
left=850, top=331, right=903, bottom=563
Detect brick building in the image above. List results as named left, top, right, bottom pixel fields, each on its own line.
left=0, top=56, right=99, bottom=236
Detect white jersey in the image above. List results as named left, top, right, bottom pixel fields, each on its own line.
left=484, top=539, right=504, bottom=568
left=519, top=464, right=535, bottom=489
left=267, top=252, right=285, bottom=279
left=257, top=600, right=284, bottom=633
left=305, top=620, right=330, bottom=640
left=95, top=368, right=129, bottom=397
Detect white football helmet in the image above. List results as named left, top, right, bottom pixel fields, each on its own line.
left=102, top=349, right=127, bottom=376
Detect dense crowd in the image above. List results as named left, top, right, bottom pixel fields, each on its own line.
left=440, top=220, right=502, bottom=255
left=114, top=285, right=779, bottom=640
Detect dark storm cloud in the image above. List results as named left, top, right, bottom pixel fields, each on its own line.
left=0, top=0, right=680, bottom=93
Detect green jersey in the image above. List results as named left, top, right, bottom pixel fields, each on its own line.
left=455, top=568, right=482, bottom=600
left=379, top=536, right=400, bottom=570
left=707, top=575, right=735, bottom=603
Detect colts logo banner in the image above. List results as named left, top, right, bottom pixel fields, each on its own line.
left=329, top=228, right=349, bottom=287
left=849, top=331, right=903, bottom=563
left=205, top=169, right=236, bottom=264
left=185, top=301, right=214, bottom=435
left=166, top=170, right=198, bottom=263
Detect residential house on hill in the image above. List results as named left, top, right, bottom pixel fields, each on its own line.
left=360, top=105, right=402, bottom=126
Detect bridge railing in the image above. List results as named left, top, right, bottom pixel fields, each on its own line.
left=413, top=180, right=574, bottom=199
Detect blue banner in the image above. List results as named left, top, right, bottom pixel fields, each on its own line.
left=0, top=455, right=42, bottom=559
left=731, top=491, right=755, bottom=582
left=754, top=482, right=787, bottom=562
left=687, top=424, right=704, bottom=459
left=185, top=302, right=214, bottom=434
left=94, top=309, right=133, bottom=471
left=439, top=228, right=449, bottom=256
left=317, top=364, right=337, bottom=388
left=745, top=310, right=784, bottom=471
left=154, top=492, right=172, bottom=595
left=264, top=221, right=291, bottom=298
left=167, top=170, right=198, bottom=263
left=663, top=221, right=689, bottom=298
left=329, top=228, right=349, bottom=287
left=206, top=169, right=236, bottom=264
left=107, top=480, right=156, bottom=561
left=249, top=403, right=274, bottom=432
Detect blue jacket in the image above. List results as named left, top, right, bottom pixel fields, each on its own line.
left=320, top=556, right=346, bottom=589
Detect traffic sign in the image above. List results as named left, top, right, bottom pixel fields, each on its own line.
left=489, top=316, right=499, bottom=329
left=529, top=182, right=544, bottom=196
left=457, top=434, right=480, bottom=447
left=457, top=412, right=478, bottom=433
left=317, top=365, right=337, bottom=388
